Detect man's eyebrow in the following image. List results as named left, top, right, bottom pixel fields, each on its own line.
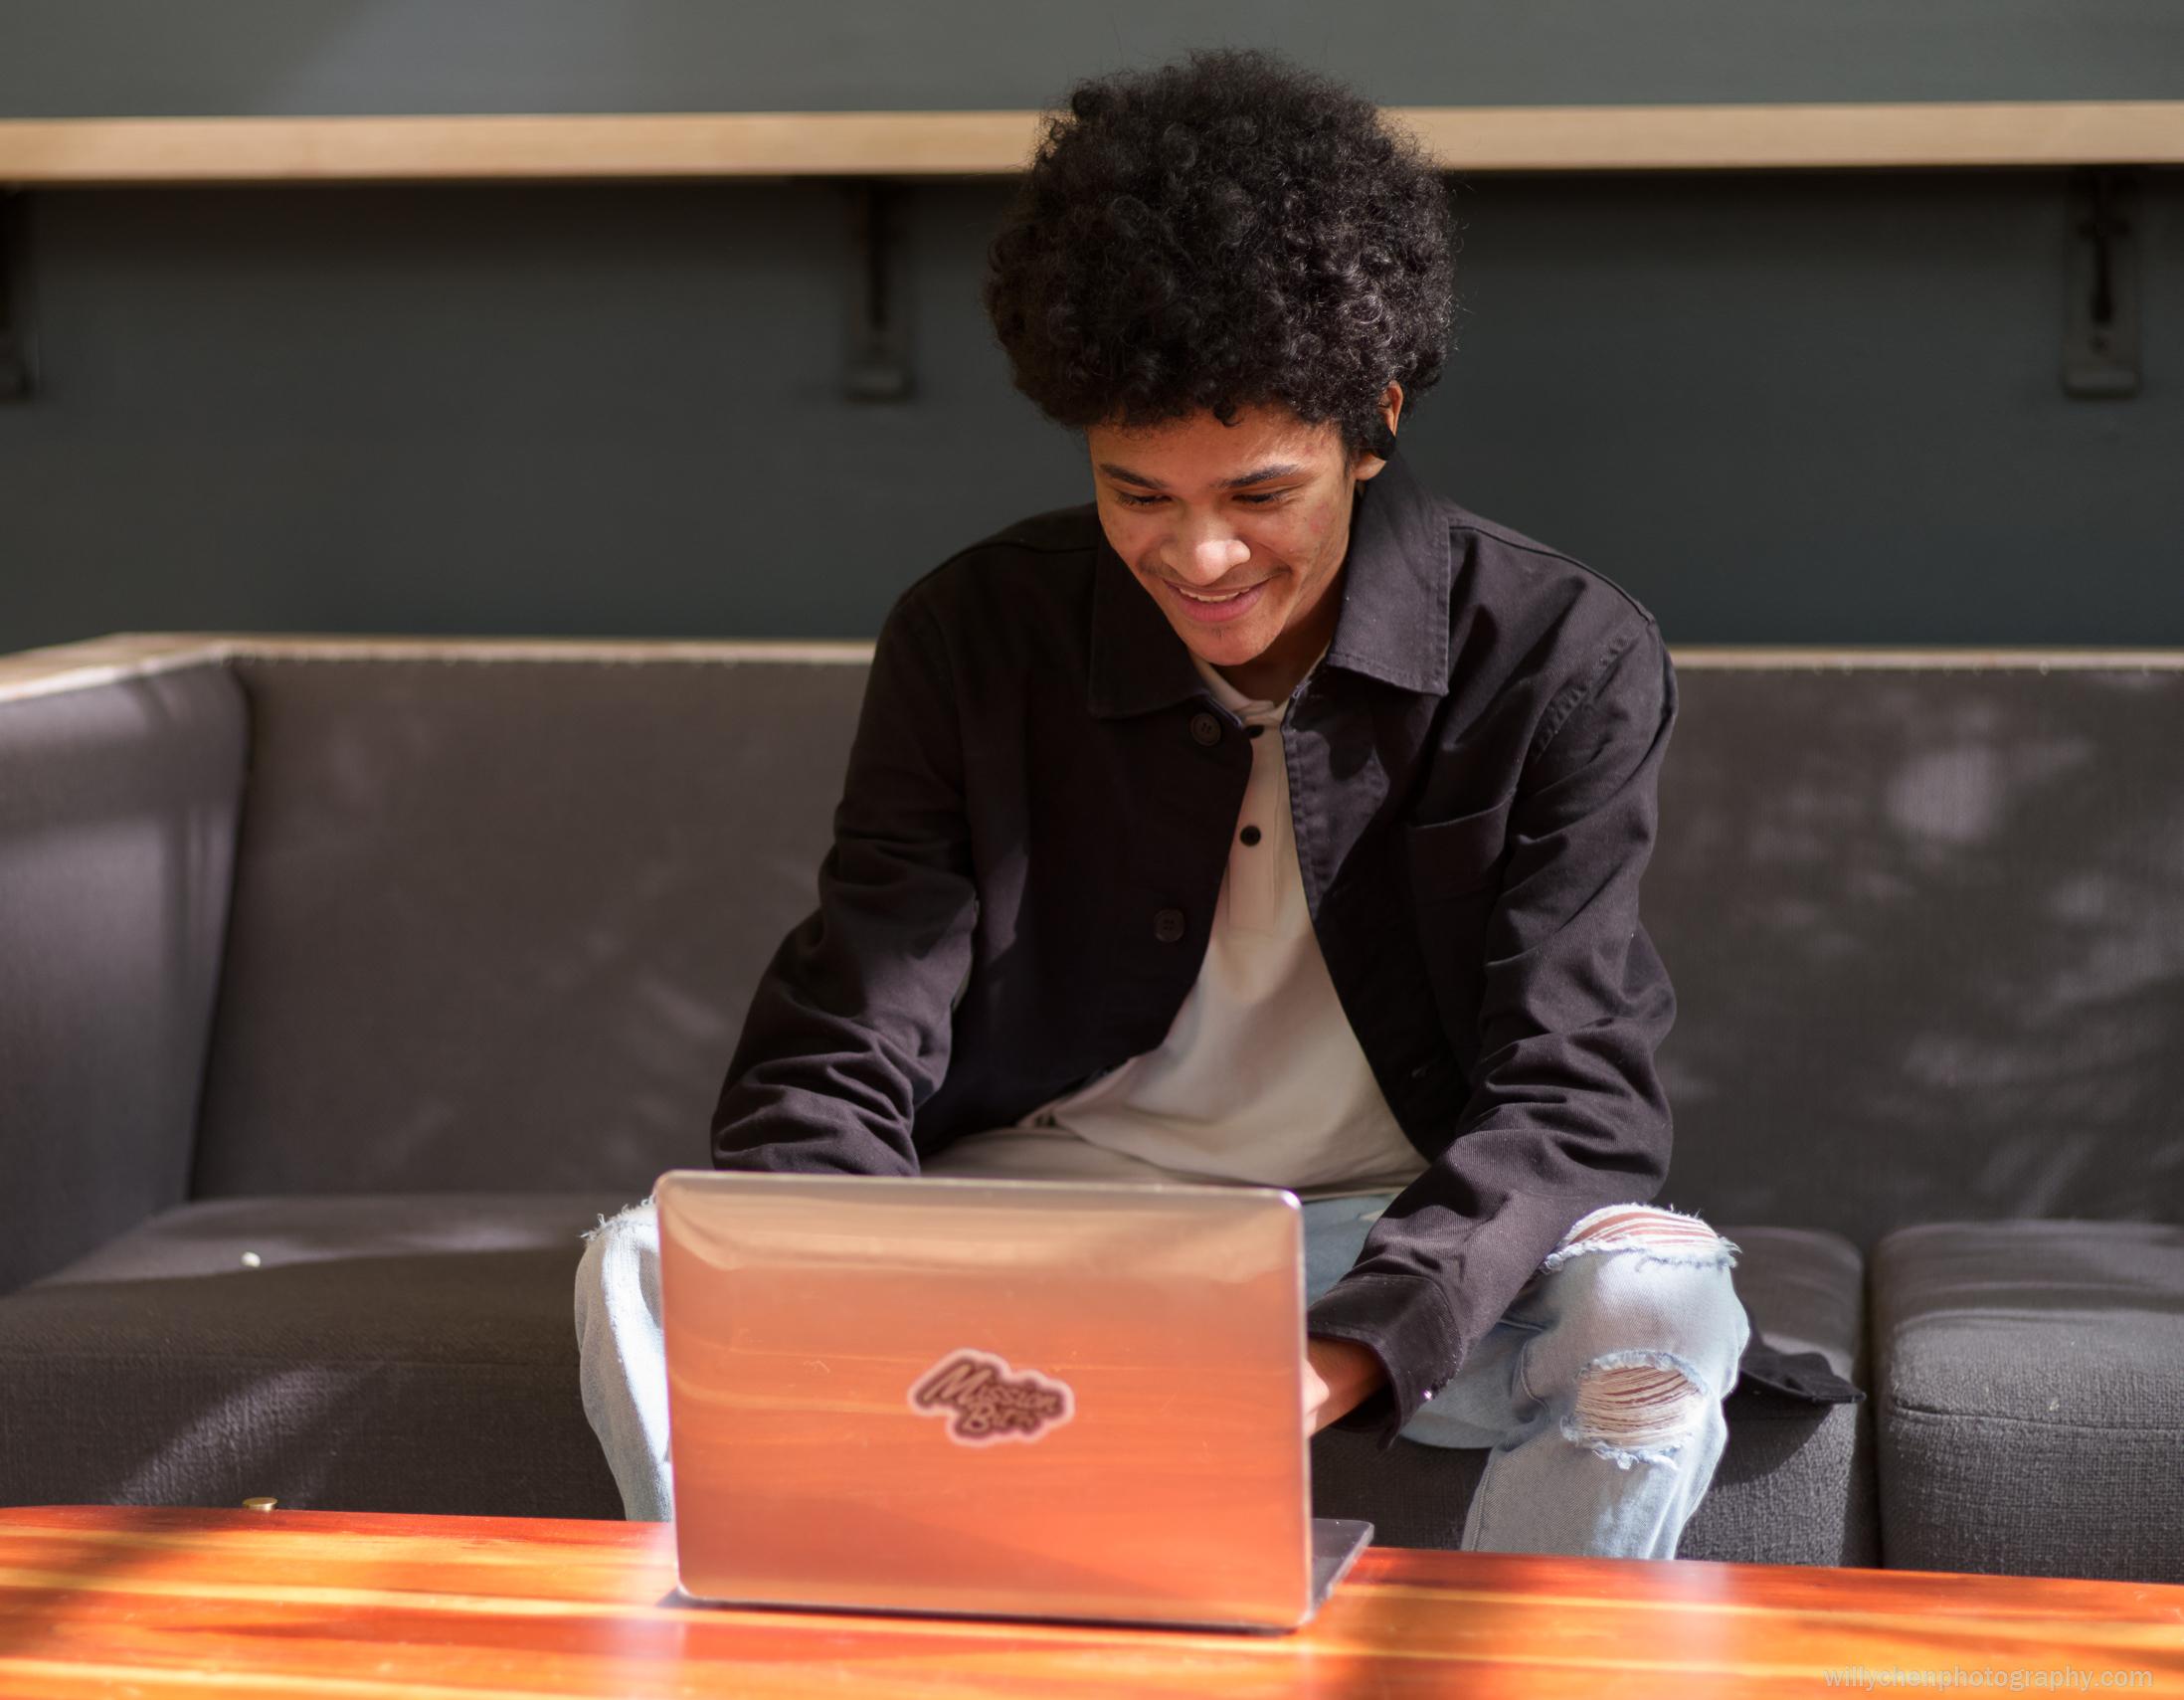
left=1096, top=462, right=1309, bottom=491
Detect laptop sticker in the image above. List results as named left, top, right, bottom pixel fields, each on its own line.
left=909, top=1348, right=1076, bottom=1445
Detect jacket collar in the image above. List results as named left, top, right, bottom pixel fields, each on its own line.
left=1086, top=443, right=1452, bottom=719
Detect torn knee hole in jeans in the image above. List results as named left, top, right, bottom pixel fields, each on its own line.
left=1540, top=1203, right=1740, bottom=1273
left=1562, top=1348, right=1709, bottom=1471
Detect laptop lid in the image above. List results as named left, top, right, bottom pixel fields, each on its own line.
left=656, top=1169, right=1350, bottom=1629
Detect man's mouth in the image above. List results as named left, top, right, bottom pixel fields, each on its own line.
left=1163, top=577, right=1270, bottom=625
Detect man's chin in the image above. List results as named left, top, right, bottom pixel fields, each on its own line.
left=1167, top=601, right=1285, bottom=657
left=1175, top=624, right=1272, bottom=667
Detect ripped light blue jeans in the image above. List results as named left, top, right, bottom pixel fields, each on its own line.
left=574, top=1192, right=1750, bottom=1559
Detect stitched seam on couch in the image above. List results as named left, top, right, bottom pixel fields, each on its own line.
left=1884, top=1401, right=2184, bottom=1434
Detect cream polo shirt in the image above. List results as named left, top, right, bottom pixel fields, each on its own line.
left=925, top=640, right=1430, bottom=1202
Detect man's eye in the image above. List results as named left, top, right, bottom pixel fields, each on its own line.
left=1114, top=491, right=1286, bottom=507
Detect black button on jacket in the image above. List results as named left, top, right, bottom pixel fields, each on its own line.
left=711, top=446, right=1863, bottom=1444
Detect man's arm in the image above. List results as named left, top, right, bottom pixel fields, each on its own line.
left=1304, top=1337, right=1387, bottom=1433
left=1306, top=616, right=1680, bottom=1445
left=709, top=583, right=979, bottom=1174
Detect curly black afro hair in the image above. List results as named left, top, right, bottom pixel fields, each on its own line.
left=982, top=46, right=1456, bottom=465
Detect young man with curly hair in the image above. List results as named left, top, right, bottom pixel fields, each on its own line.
left=577, top=45, right=1854, bottom=1558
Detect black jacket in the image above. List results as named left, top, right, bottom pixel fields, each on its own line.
left=710, top=446, right=1862, bottom=1444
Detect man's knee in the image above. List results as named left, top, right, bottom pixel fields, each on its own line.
left=574, top=1198, right=659, bottom=1331
left=1545, top=1203, right=1738, bottom=1270
left=1563, top=1347, right=1714, bottom=1469
left=1536, top=1203, right=1749, bottom=1441
left=582, top=1197, right=658, bottom=1251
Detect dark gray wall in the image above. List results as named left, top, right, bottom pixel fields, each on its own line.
left=2, top=2, right=2180, bottom=650
left=5, top=0, right=2182, bottom=112
left=3, top=167, right=2178, bottom=653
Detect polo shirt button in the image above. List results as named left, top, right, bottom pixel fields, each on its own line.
left=1189, top=711, right=1222, bottom=746
left=1239, top=825, right=1262, bottom=847
left=1153, top=907, right=1185, bottom=943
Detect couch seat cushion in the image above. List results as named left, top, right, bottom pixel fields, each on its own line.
left=0, top=1193, right=636, bottom=1519
left=1314, top=1225, right=1876, bottom=1566
left=1873, top=1220, right=2184, bottom=1583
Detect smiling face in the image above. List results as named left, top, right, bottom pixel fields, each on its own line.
left=1087, top=385, right=1401, bottom=701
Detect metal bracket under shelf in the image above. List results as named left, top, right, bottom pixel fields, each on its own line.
left=829, top=176, right=908, bottom=402
left=2062, top=166, right=2140, bottom=400
left=0, top=188, right=33, bottom=401
left=839, top=179, right=912, bottom=403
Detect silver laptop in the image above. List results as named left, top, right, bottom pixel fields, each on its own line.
left=654, top=1168, right=1372, bottom=1632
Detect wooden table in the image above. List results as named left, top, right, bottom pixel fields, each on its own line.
left=1, top=1505, right=2178, bottom=1697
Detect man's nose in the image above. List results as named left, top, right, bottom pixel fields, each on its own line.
left=1174, top=528, right=1250, bottom=581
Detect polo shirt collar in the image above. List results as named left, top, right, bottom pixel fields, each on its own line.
left=1189, top=635, right=1332, bottom=722
left=1086, top=443, right=1451, bottom=719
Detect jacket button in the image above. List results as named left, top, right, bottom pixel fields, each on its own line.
left=1189, top=711, right=1222, bottom=746
left=1153, top=907, right=1185, bottom=943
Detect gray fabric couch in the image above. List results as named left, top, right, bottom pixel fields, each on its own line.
left=1, top=633, right=2177, bottom=1583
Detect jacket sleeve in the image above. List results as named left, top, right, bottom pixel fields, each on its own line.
left=708, top=584, right=980, bottom=1175
left=1306, top=617, right=1680, bottom=1445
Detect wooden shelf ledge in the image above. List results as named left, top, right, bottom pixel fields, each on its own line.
left=1, top=102, right=2179, bottom=184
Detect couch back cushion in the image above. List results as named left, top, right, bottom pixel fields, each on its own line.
left=192, top=651, right=867, bottom=1200
left=1649, top=662, right=2184, bottom=1240
left=0, top=663, right=247, bottom=1289
left=192, top=651, right=2184, bottom=1244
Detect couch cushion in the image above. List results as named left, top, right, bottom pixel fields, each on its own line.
left=1648, top=665, right=2184, bottom=1246
left=1874, top=1220, right=2184, bottom=1583
left=193, top=654, right=868, bottom=1197
left=0, top=662, right=246, bottom=1291
left=1313, top=1226, right=1876, bottom=1566
left=183, top=656, right=2184, bottom=1238
left=0, top=1193, right=635, bottom=1519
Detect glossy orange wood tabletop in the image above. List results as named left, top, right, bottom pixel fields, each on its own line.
left=1, top=1505, right=2179, bottom=1698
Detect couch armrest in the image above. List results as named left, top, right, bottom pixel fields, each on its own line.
left=0, top=635, right=247, bottom=1291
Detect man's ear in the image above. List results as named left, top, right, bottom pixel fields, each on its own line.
left=1353, top=381, right=1405, bottom=480
left=1378, top=380, right=1405, bottom=447
left=1352, top=432, right=1395, bottom=481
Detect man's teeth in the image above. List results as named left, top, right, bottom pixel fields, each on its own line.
left=1179, top=586, right=1250, bottom=603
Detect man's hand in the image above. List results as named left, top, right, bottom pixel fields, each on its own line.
left=1303, top=1335, right=1387, bottom=1434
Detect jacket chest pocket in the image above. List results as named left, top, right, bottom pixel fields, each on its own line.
left=1404, top=798, right=1511, bottom=1053
left=1404, top=797, right=1512, bottom=903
